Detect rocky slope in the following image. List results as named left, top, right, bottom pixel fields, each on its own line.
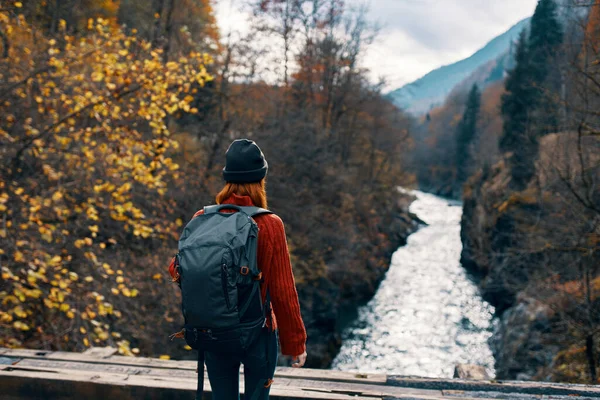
left=460, top=133, right=600, bottom=382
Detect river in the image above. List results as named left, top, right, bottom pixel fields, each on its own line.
left=332, top=190, right=495, bottom=378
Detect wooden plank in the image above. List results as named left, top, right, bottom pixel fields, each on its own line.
left=0, top=348, right=386, bottom=384
left=0, top=368, right=382, bottom=400
left=269, top=377, right=443, bottom=398
left=82, top=347, right=118, bottom=358
left=9, top=358, right=442, bottom=399
left=1, top=348, right=598, bottom=399
left=388, top=376, right=600, bottom=398
left=272, top=367, right=386, bottom=384
left=441, top=389, right=541, bottom=399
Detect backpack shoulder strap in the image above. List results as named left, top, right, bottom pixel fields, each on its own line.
left=203, top=205, right=220, bottom=215
left=203, top=204, right=245, bottom=214
left=203, top=205, right=272, bottom=217
left=240, top=206, right=273, bottom=218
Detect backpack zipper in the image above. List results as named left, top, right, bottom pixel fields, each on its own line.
left=221, top=263, right=231, bottom=310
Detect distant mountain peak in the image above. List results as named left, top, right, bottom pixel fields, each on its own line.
left=387, top=17, right=531, bottom=115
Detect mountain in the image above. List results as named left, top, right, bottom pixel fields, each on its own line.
left=387, top=17, right=531, bottom=115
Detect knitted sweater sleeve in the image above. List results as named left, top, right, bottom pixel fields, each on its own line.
left=262, top=215, right=307, bottom=357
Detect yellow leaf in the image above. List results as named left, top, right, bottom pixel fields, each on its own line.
left=83, top=338, right=90, bottom=347
left=159, top=355, right=170, bottom=360
left=0, top=312, right=13, bottom=323
left=13, top=251, right=24, bottom=262
left=14, top=2, right=22, bottom=8
left=84, top=276, right=94, bottom=282
left=152, top=273, right=162, bottom=280
left=52, top=191, right=63, bottom=201
left=13, top=306, right=26, bottom=318
left=91, top=72, right=104, bottom=82
left=13, top=321, right=30, bottom=331
left=80, top=327, right=87, bottom=334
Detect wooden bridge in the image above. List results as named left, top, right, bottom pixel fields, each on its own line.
left=1, top=347, right=599, bottom=399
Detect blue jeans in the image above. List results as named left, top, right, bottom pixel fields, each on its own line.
left=205, top=328, right=279, bottom=400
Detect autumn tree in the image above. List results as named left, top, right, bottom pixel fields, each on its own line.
left=0, top=3, right=212, bottom=355
left=117, top=0, right=220, bottom=61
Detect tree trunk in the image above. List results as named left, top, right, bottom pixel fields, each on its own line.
left=0, top=29, right=9, bottom=58
left=586, top=334, right=597, bottom=383
left=152, top=0, right=166, bottom=47
left=162, top=0, right=176, bottom=62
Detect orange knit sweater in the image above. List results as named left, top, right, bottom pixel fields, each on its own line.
left=168, top=194, right=307, bottom=357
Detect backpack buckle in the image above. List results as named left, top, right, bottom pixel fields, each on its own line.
left=240, top=266, right=250, bottom=276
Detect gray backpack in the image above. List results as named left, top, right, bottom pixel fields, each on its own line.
left=174, top=204, right=273, bottom=354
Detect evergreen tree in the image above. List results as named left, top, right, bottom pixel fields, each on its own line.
left=528, top=0, right=563, bottom=85
left=500, top=29, right=532, bottom=155
left=456, top=84, right=481, bottom=185
left=500, top=0, right=563, bottom=190
left=528, top=0, right=564, bottom=136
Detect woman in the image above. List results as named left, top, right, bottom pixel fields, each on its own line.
left=168, top=139, right=307, bottom=399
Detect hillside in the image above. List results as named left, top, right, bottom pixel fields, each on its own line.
left=461, top=132, right=600, bottom=381
left=387, top=17, right=530, bottom=115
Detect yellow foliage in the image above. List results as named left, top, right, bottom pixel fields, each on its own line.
left=0, top=10, right=211, bottom=354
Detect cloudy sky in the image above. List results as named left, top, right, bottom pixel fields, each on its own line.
left=215, top=0, right=539, bottom=90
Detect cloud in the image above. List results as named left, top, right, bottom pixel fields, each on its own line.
left=214, top=0, right=539, bottom=89
left=353, top=0, right=538, bottom=89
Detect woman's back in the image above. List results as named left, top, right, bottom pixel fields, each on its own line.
left=168, top=139, right=307, bottom=400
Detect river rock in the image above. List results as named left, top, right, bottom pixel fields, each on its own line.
left=453, top=364, right=491, bottom=380
left=490, top=296, right=558, bottom=381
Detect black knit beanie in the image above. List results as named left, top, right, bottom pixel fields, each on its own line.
left=222, top=139, right=268, bottom=183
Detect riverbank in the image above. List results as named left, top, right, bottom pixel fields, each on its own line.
left=460, top=133, right=600, bottom=383
left=332, top=191, right=495, bottom=377
left=302, top=190, right=422, bottom=368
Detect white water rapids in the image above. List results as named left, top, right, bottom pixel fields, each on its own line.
left=332, top=190, right=495, bottom=378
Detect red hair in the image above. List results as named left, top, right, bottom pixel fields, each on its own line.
left=216, top=179, right=268, bottom=209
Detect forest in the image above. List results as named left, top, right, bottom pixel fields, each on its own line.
left=1, top=0, right=599, bottom=385
left=413, top=0, right=600, bottom=384
left=0, top=0, right=418, bottom=367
